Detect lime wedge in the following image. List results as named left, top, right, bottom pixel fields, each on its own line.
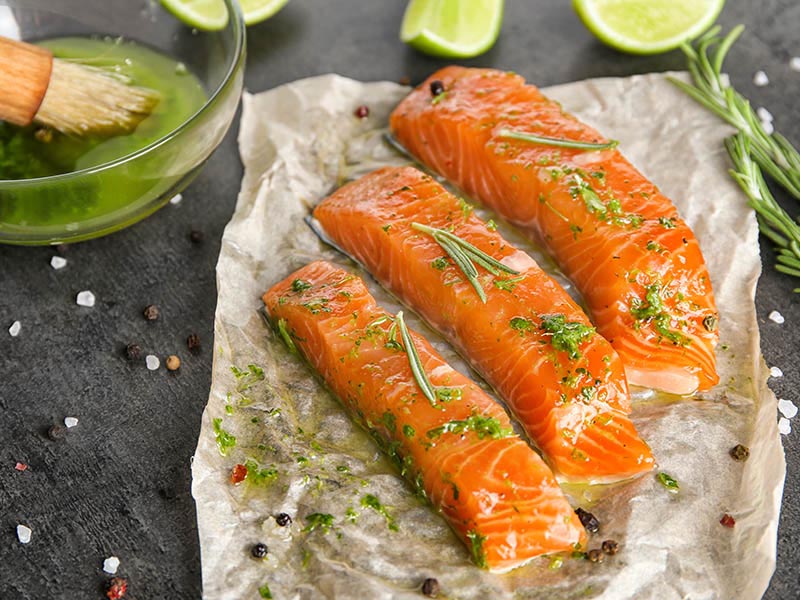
left=573, top=0, right=725, bottom=55
left=160, top=0, right=229, bottom=31
left=401, top=0, right=504, bottom=59
left=160, top=0, right=289, bottom=30
left=239, top=0, right=290, bottom=25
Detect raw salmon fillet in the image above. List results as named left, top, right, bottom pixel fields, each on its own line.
left=263, top=261, right=586, bottom=571
left=313, top=167, right=654, bottom=483
left=390, top=66, right=720, bottom=396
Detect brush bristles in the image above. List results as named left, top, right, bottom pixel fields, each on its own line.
left=35, top=59, right=160, bottom=137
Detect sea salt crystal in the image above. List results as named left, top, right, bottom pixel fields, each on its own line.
left=64, top=417, right=79, bottom=428
left=103, top=556, right=120, bottom=574
left=76, top=290, right=96, bottom=307
left=8, top=321, right=21, bottom=337
left=762, top=119, right=775, bottom=135
left=16, top=524, right=32, bottom=544
left=169, top=193, right=183, bottom=205
left=778, top=417, right=791, bottom=435
left=778, top=399, right=798, bottom=419
left=790, top=57, right=800, bottom=72
left=50, top=256, right=67, bottom=270
left=757, top=107, right=774, bottom=122
left=770, top=366, right=783, bottom=378
left=753, top=70, right=769, bottom=86
left=146, top=355, right=160, bottom=370
left=768, top=310, right=785, bottom=324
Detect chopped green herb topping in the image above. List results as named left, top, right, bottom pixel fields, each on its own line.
left=381, top=411, right=397, bottom=433
left=212, top=418, right=236, bottom=456
left=539, top=314, right=595, bottom=359
left=258, top=584, right=272, bottom=599
left=458, top=197, right=474, bottom=220
left=658, top=216, right=677, bottom=229
left=427, top=414, right=514, bottom=440
left=630, top=284, right=690, bottom=346
left=494, top=275, right=526, bottom=292
left=291, top=279, right=312, bottom=292
left=382, top=224, right=391, bottom=232
left=431, top=256, right=449, bottom=270
left=361, top=494, right=399, bottom=531
left=302, top=298, right=331, bottom=314
left=276, top=318, right=298, bottom=354
left=466, top=530, right=489, bottom=569
left=569, top=174, right=643, bottom=228
left=657, top=472, right=680, bottom=493
left=303, top=513, right=335, bottom=534
left=486, top=219, right=497, bottom=231
left=435, top=387, right=462, bottom=402
left=510, top=316, right=534, bottom=335
left=245, top=459, right=278, bottom=485
left=646, top=240, right=663, bottom=252
left=335, top=465, right=350, bottom=473
left=402, top=424, right=416, bottom=438
left=346, top=506, right=359, bottom=522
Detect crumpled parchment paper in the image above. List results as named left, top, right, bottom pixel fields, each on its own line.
left=191, top=73, right=785, bottom=600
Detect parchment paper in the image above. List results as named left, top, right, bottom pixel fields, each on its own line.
left=191, top=73, right=786, bottom=600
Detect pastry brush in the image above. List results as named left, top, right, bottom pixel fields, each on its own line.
left=0, top=36, right=160, bottom=137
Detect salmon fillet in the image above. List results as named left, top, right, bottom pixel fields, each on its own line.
left=313, top=167, right=654, bottom=483
left=390, top=66, right=720, bottom=396
left=263, top=261, right=586, bottom=572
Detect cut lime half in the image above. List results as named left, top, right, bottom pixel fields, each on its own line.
left=573, top=0, right=725, bottom=55
left=160, top=0, right=289, bottom=30
left=401, top=0, right=504, bottom=59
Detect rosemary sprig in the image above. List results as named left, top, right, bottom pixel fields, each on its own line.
left=669, top=26, right=800, bottom=200
left=498, top=129, right=618, bottom=151
left=411, top=222, right=520, bottom=303
left=395, top=311, right=438, bottom=407
left=726, top=134, right=800, bottom=291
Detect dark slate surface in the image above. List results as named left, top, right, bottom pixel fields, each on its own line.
left=1, top=0, right=798, bottom=598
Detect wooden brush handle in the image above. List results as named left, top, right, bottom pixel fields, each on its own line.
left=0, top=36, right=53, bottom=127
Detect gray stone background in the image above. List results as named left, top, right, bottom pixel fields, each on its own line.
left=1, top=0, right=797, bottom=598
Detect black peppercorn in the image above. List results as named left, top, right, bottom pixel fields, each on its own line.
left=251, top=543, right=268, bottom=559
left=125, top=343, right=142, bottom=360
left=587, top=549, right=604, bottom=563
left=429, top=80, right=444, bottom=97
left=354, top=105, right=369, bottom=119
left=187, top=333, right=201, bottom=354
left=189, top=229, right=204, bottom=244
left=143, top=305, right=159, bottom=321
left=601, top=540, right=619, bottom=555
left=729, top=444, right=750, bottom=461
left=575, top=507, right=599, bottom=533
left=47, top=424, right=67, bottom=441
left=421, top=577, right=440, bottom=597
left=275, top=513, right=292, bottom=527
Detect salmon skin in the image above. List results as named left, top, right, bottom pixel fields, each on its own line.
left=263, top=261, right=586, bottom=572
left=313, top=167, right=654, bottom=483
left=390, top=66, right=720, bottom=396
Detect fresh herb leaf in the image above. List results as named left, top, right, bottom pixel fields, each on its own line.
left=498, top=128, right=618, bottom=151
left=509, top=316, right=534, bottom=335
left=276, top=318, right=298, bottom=354
left=303, top=513, right=335, bottom=534
left=361, top=494, right=399, bottom=531
left=657, top=472, right=680, bottom=493
left=244, top=459, right=278, bottom=486
left=291, top=279, right=312, bottom=292
left=258, top=584, right=272, bottom=599
left=395, top=312, right=438, bottom=407
left=494, top=274, right=526, bottom=292
left=427, top=414, right=514, bottom=440
left=212, top=418, right=236, bottom=456
left=466, top=530, right=488, bottom=569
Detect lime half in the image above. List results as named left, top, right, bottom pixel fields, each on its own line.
left=401, top=0, right=504, bottom=59
left=573, top=0, right=725, bottom=55
left=160, top=0, right=289, bottom=30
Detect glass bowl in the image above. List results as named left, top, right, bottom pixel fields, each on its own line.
left=0, top=0, right=245, bottom=245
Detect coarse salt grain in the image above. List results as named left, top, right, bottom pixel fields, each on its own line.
left=8, top=320, right=21, bottom=337
left=64, top=417, right=79, bottom=428
left=768, top=310, right=785, bottom=324
left=103, top=556, right=121, bottom=574
left=779, top=399, right=798, bottom=419
left=762, top=120, right=775, bottom=135
left=770, top=366, right=783, bottom=378
left=790, top=57, right=800, bottom=72
left=146, top=355, right=160, bottom=370
left=753, top=70, right=769, bottom=86
left=169, top=193, right=183, bottom=205
left=76, top=290, right=96, bottom=307
left=757, top=107, right=774, bottom=122
left=779, top=417, right=791, bottom=435
left=16, top=524, right=32, bottom=544
left=50, top=256, right=67, bottom=270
